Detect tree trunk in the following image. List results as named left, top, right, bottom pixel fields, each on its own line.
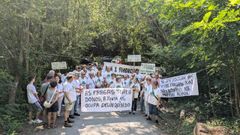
left=8, top=74, right=20, bottom=104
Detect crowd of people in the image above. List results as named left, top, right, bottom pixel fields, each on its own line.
left=26, top=63, right=164, bottom=129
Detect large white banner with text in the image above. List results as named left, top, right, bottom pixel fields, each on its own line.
left=159, top=73, right=199, bottom=98
left=81, top=88, right=133, bottom=112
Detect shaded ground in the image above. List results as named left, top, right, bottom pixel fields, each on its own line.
left=22, top=111, right=168, bottom=135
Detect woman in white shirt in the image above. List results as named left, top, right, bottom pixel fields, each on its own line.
left=130, top=78, right=140, bottom=114
left=55, top=75, right=64, bottom=117
left=148, top=80, right=161, bottom=123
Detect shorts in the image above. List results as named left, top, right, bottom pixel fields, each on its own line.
left=47, top=102, right=58, bottom=113
left=29, top=102, right=43, bottom=112
left=149, top=103, right=158, bottom=115
left=65, top=102, right=74, bottom=111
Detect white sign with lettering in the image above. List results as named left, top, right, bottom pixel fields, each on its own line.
left=159, top=73, right=199, bottom=98
left=127, top=55, right=141, bottom=62
left=51, top=62, right=67, bottom=70
left=81, top=88, right=133, bottom=112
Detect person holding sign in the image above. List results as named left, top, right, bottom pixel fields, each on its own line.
left=148, top=80, right=161, bottom=124
left=130, top=78, right=140, bottom=114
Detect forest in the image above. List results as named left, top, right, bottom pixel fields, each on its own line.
left=0, top=0, right=239, bottom=134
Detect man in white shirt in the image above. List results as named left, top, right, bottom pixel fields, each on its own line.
left=27, top=75, right=43, bottom=124
left=63, top=73, right=76, bottom=127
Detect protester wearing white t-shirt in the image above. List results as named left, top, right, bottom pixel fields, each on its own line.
left=103, top=66, right=112, bottom=84
left=71, top=75, right=81, bottom=117
left=63, top=73, right=75, bottom=127
left=122, top=75, right=130, bottom=88
left=130, top=78, right=140, bottom=114
left=148, top=80, right=161, bottom=124
left=87, top=71, right=96, bottom=89
left=79, top=71, right=88, bottom=89
left=55, top=75, right=64, bottom=117
left=111, top=76, right=123, bottom=88
left=144, top=76, right=152, bottom=119
left=95, top=71, right=103, bottom=88
left=27, top=75, right=43, bottom=124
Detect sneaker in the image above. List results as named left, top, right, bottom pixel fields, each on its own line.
left=64, top=122, right=72, bottom=127
left=57, top=114, right=61, bottom=117
left=129, top=112, right=132, bottom=114
left=74, top=113, right=80, bottom=116
left=68, top=119, right=74, bottom=123
left=69, top=115, right=75, bottom=119
left=35, top=119, right=43, bottom=124
left=132, top=111, right=136, bottom=115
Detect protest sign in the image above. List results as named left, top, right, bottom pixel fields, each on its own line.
left=51, top=62, right=67, bottom=70
left=139, top=63, right=155, bottom=74
left=81, top=88, right=132, bottom=112
left=127, top=55, right=141, bottom=62
left=103, top=62, right=140, bottom=75
left=159, top=73, right=199, bottom=98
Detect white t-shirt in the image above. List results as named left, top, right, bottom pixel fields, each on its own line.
left=103, top=71, right=112, bottom=83
left=144, top=83, right=152, bottom=101
left=87, top=77, right=96, bottom=89
left=136, top=73, right=143, bottom=81
left=57, top=83, right=64, bottom=97
left=122, top=79, right=130, bottom=88
left=111, top=81, right=123, bottom=88
left=79, top=77, right=88, bottom=89
left=94, top=76, right=103, bottom=88
left=131, top=83, right=140, bottom=99
left=147, top=88, right=160, bottom=105
left=27, top=83, right=38, bottom=104
left=61, top=74, right=66, bottom=83
left=63, top=81, right=77, bottom=103
left=72, top=79, right=81, bottom=95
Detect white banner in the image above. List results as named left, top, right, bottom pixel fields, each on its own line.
left=51, top=62, right=67, bottom=70
left=127, top=55, right=141, bottom=62
left=159, top=73, right=199, bottom=98
left=140, top=63, right=155, bottom=74
left=103, top=62, right=140, bottom=75
left=81, top=88, right=133, bottom=112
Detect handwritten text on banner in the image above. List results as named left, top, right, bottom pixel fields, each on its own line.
left=159, top=73, right=199, bottom=98
left=81, top=88, right=133, bottom=112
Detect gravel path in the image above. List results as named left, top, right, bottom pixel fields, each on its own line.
left=26, top=111, right=168, bottom=135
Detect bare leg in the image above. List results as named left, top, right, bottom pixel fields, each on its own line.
left=48, top=112, right=52, bottom=127
left=52, top=112, right=57, bottom=126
